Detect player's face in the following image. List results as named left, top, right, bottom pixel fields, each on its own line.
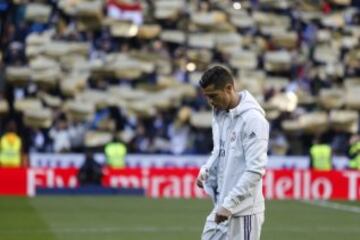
left=202, top=84, right=232, bottom=110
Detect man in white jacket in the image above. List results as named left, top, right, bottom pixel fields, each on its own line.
left=197, top=66, right=269, bottom=240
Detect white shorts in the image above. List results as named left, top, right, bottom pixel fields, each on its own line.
left=201, top=211, right=265, bottom=240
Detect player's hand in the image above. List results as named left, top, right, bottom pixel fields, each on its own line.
left=196, top=167, right=208, bottom=189
left=196, top=177, right=204, bottom=188
left=215, top=207, right=232, bottom=224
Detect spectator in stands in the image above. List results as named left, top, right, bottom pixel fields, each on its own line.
left=129, top=121, right=151, bottom=153
left=4, top=41, right=26, bottom=66
left=105, top=138, right=127, bottom=168
left=349, top=134, right=360, bottom=170
left=49, top=117, right=71, bottom=153
left=28, top=128, right=51, bottom=153
left=269, top=130, right=289, bottom=155
left=0, top=54, right=4, bottom=95
left=168, top=107, right=193, bottom=155
left=310, top=135, right=332, bottom=171
left=0, top=120, right=23, bottom=167
left=78, top=150, right=102, bottom=185
left=68, top=121, right=87, bottom=152
left=1, top=0, right=359, bottom=157
left=331, top=131, right=351, bottom=156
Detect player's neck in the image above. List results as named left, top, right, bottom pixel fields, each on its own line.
left=227, top=94, right=241, bottom=111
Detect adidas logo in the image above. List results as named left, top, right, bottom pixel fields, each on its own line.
left=249, top=132, right=256, bottom=139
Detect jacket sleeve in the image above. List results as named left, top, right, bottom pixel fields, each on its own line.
left=222, top=111, right=269, bottom=213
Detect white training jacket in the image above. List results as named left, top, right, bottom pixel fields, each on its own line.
left=200, top=90, right=269, bottom=216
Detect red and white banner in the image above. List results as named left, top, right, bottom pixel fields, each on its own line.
left=107, top=0, right=143, bottom=25
left=0, top=168, right=28, bottom=196
left=264, top=170, right=360, bottom=200
left=2, top=168, right=360, bottom=200
left=29, top=167, right=206, bottom=198
left=102, top=168, right=207, bottom=198
left=29, top=168, right=79, bottom=191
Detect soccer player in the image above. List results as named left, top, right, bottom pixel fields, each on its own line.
left=196, top=66, right=269, bottom=240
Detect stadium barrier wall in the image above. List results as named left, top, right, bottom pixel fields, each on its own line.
left=2, top=167, right=360, bottom=200
left=29, top=153, right=350, bottom=169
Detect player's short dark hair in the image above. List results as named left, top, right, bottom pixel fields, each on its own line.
left=199, top=65, right=234, bottom=89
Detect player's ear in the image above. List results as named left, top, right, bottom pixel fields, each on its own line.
left=224, top=83, right=233, bottom=93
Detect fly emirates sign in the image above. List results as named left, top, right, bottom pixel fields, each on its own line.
left=6, top=168, right=360, bottom=200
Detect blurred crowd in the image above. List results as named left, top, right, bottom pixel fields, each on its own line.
left=0, top=0, right=360, bottom=156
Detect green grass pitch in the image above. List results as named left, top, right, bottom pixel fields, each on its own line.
left=0, top=197, right=359, bottom=240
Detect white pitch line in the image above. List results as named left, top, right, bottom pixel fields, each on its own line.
left=301, top=200, right=360, bottom=214
left=49, top=226, right=201, bottom=233
left=0, top=226, right=201, bottom=234
left=2, top=225, right=360, bottom=235
left=265, top=226, right=360, bottom=233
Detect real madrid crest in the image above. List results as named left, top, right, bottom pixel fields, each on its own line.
left=230, top=131, right=236, bottom=142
